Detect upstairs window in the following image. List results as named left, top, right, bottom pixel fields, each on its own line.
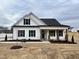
left=24, top=19, right=30, bottom=25
left=58, top=30, right=63, bottom=36
left=18, top=30, right=25, bottom=37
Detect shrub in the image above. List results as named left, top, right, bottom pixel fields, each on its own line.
left=65, top=34, right=68, bottom=42
left=5, top=35, right=7, bottom=41
left=71, top=36, right=74, bottom=43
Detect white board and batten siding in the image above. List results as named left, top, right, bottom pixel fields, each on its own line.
left=47, top=29, right=66, bottom=41
left=13, top=13, right=44, bottom=40
left=15, top=13, right=46, bottom=26
left=59, top=30, right=66, bottom=41
left=13, top=13, right=69, bottom=40
left=13, top=27, right=40, bottom=40
left=40, top=26, right=68, bottom=41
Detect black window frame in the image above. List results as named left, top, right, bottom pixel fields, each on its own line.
left=29, top=30, right=36, bottom=37
left=18, top=30, right=25, bottom=37
left=49, top=30, right=55, bottom=36
left=58, top=30, right=63, bottom=36
left=24, top=19, right=30, bottom=25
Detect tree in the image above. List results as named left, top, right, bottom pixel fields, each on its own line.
left=65, top=34, right=68, bottom=42
left=71, top=35, right=74, bottom=43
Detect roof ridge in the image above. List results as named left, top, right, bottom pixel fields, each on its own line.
left=40, top=18, right=56, bottom=19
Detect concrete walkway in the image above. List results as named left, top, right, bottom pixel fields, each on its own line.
left=0, top=41, right=50, bottom=43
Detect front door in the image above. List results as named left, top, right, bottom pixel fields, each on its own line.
left=41, top=30, right=45, bottom=40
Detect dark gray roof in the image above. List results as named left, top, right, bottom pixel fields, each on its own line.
left=0, top=30, right=12, bottom=33
left=12, top=18, right=70, bottom=28
left=12, top=26, right=39, bottom=27
left=39, top=25, right=70, bottom=27
left=0, top=26, right=8, bottom=30
left=0, top=26, right=12, bottom=33
left=40, top=18, right=61, bottom=26
left=40, top=18, right=70, bottom=27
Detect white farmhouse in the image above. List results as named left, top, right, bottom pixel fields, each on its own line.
left=12, top=12, right=70, bottom=41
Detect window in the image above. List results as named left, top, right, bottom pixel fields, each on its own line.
left=58, top=30, right=63, bottom=36
left=24, top=19, right=30, bottom=25
left=49, top=30, right=55, bottom=36
left=29, top=30, right=36, bottom=37
left=18, top=30, right=25, bottom=37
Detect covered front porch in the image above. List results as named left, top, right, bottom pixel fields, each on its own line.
left=40, top=27, right=68, bottom=41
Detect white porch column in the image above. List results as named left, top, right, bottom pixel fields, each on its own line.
left=47, top=30, right=49, bottom=40
left=55, top=30, right=57, bottom=40
left=45, top=30, right=47, bottom=40
left=56, top=30, right=59, bottom=40
left=65, top=29, right=68, bottom=41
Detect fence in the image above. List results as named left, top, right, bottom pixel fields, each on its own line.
left=0, top=33, right=13, bottom=41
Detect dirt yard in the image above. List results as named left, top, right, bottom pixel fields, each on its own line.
left=0, top=43, right=79, bottom=59
left=0, top=32, right=79, bottom=59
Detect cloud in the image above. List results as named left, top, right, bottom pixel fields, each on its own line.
left=0, top=0, right=79, bottom=31
left=59, top=19, right=79, bottom=31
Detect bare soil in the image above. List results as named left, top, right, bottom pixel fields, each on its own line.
left=0, top=43, right=79, bottom=59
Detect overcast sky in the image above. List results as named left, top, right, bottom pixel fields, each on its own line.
left=0, top=0, right=79, bottom=31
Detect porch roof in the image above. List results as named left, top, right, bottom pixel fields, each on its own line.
left=12, top=24, right=70, bottom=28
left=40, top=26, right=69, bottom=30
left=40, top=18, right=61, bottom=26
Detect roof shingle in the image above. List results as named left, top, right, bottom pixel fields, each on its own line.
left=40, top=18, right=61, bottom=26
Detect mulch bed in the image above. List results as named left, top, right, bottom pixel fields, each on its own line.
left=49, top=40, right=77, bottom=44
left=10, top=45, right=23, bottom=49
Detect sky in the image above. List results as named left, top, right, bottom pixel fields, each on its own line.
left=0, top=0, right=79, bottom=31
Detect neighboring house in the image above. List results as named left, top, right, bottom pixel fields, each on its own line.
left=0, top=27, right=13, bottom=41
left=0, top=30, right=12, bottom=33
left=12, top=12, right=70, bottom=41
left=0, top=26, right=8, bottom=30
left=0, top=26, right=12, bottom=34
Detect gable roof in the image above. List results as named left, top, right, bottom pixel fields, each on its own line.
left=14, top=12, right=46, bottom=25
left=12, top=12, right=70, bottom=28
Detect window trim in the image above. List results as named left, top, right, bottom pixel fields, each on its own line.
left=18, top=30, right=25, bottom=37
left=24, top=19, right=30, bottom=25
left=49, top=30, right=55, bottom=36
left=29, top=30, right=36, bottom=37
left=58, top=30, right=63, bottom=36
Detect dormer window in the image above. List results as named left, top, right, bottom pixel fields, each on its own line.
left=24, top=19, right=30, bottom=25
